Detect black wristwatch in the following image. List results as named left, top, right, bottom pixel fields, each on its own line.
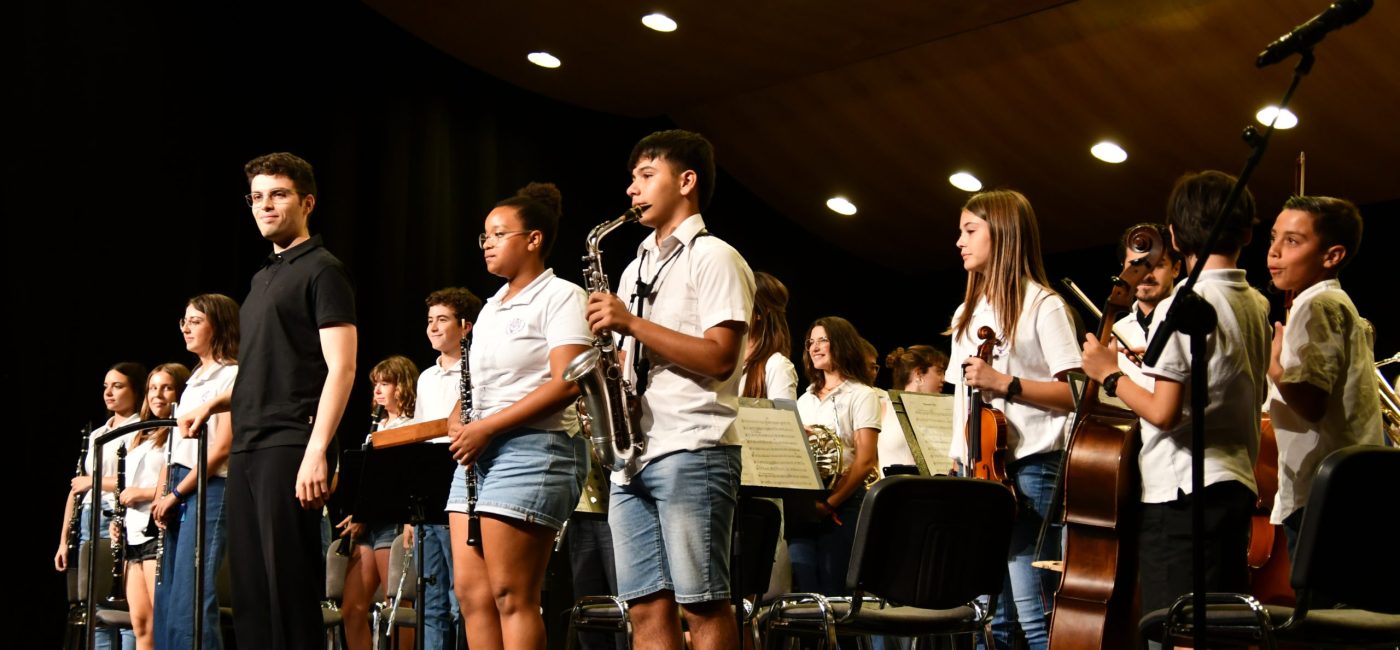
left=1006, top=376, right=1022, bottom=400
left=1103, top=371, right=1126, bottom=398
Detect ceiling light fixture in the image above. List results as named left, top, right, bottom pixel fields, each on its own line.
left=1256, top=106, right=1298, bottom=129
left=948, top=172, right=982, bottom=192
left=642, top=13, right=678, bottom=32
left=1090, top=141, right=1128, bottom=163
left=527, top=52, right=562, bottom=69
left=826, top=196, right=857, bottom=216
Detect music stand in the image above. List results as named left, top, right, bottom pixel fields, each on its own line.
left=355, top=442, right=457, bottom=650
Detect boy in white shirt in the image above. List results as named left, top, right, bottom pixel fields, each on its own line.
left=1081, top=170, right=1270, bottom=616
left=1264, top=195, right=1382, bottom=557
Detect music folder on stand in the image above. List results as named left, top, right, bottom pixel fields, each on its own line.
left=347, top=441, right=457, bottom=650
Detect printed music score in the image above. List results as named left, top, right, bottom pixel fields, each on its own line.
left=893, top=391, right=955, bottom=475
left=733, top=400, right=824, bottom=490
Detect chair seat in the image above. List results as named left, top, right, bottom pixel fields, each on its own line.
left=323, top=608, right=343, bottom=626
left=95, top=609, right=132, bottom=628
left=1143, top=604, right=1400, bottom=648
left=573, top=602, right=626, bottom=623
left=772, top=601, right=982, bottom=636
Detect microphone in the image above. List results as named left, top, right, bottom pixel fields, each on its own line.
left=1257, top=0, right=1373, bottom=68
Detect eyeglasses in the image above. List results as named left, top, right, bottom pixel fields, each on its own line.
left=477, top=230, right=532, bottom=249
left=179, top=317, right=206, bottom=329
left=244, top=188, right=300, bottom=207
left=806, top=336, right=830, bottom=348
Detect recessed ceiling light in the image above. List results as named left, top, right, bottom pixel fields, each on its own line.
left=1090, top=141, right=1128, bottom=164
left=527, top=52, right=561, bottom=69
left=948, top=172, right=982, bottom=192
left=826, top=196, right=857, bottom=216
left=642, top=13, right=678, bottom=32
left=1256, top=106, right=1298, bottom=129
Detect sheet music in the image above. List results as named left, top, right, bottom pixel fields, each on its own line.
left=734, top=404, right=823, bottom=490
left=897, top=392, right=956, bottom=475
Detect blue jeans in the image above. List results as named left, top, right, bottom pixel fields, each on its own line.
left=785, top=487, right=865, bottom=596
left=154, top=466, right=227, bottom=650
left=987, top=452, right=1061, bottom=650
left=419, top=523, right=459, bottom=650
left=610, top=447, right=742, bottom=604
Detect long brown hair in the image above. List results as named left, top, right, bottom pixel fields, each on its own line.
left=742, top=271, right=793, bottom=398
left=948, top=190, right=1052, bottom=342
left=802, top=316, right=868, bottom=393
left=135, top=363, right=191, bottom=449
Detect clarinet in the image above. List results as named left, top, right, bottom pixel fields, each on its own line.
left=108, top=441, right=128, bottom=604
left=148, top=411, right=174, bottom=585
left=66, top=423, right=93, bottom=571
left=460, top=327, right=481, bottom=547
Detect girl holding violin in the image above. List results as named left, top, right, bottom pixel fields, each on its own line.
left=946, top=190, right=1081, bottom=650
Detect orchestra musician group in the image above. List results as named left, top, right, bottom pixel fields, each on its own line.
left=56, top=132, right=1396, bottom=650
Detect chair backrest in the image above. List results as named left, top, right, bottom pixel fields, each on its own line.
left=76, top=540, right=118, bottom=602
left=734, top=497, right=782, bottom=598
left=326, top=537, right=350, bottom=601
left=846, top=476, right=1015, bottom=609
left=1290, top=444, right=1400, bottom=613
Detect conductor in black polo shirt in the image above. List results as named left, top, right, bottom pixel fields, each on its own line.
left=181, top=152, right=357, bottom=649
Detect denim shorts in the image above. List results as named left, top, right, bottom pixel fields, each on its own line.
left=445, top=428, right=586, bottom=531
left=609, top=446, right=742, bottom=604
left=356, top=522, right=399, bottom=550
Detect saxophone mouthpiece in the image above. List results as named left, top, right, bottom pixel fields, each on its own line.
left=627, top=204, right=651, bottom=220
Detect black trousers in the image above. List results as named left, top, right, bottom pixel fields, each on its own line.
left=226, top=446, right=326, bottom=650
left=1138, top=479, right=1255, bottom=614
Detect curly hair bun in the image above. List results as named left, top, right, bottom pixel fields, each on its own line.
left=517, top=182, right=562, bottom=217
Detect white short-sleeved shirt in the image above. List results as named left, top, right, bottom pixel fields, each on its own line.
left=83, top=413, right=141, bottom=508
left=172, top=363, right=238, bottom=476
left=365, top=413, right=413, bottom=447
left=470, top=268, right=593, bottom=432
left=1138, top=269, right=1269, bottom=503
left=876, top=390, right=918, bottom=470
left=123, top=433, right=166, bottom=545
left=1268, top=279, right=1383, bottom=523
left=615, top=214, right=756, bottom=482
left=740, top=352, right=799, bottom=401
left=414, top=356, right=462, bottom=443
left=945, top=282, right=1082, bottom=463
left=796, top=380, right=883, bottom=475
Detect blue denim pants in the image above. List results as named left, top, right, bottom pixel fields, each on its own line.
left=985, top=452, right=1062, bottom=650
left=153, top=465, right=227, bottom=650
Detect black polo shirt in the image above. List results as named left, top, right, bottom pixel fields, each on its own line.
left=231, top=234, right=356, bottom=452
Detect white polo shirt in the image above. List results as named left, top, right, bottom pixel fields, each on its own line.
left=470, top=268, right=592, bottom=432
left=1138, top=269, right=1269, bottom=503
left=83, top=412, right=141, bottom=508
left=740, top=352, right=799, bottom=401
left=946, top=282, right=1081, bottom=463
left=172, top=362, right=238, bottom=476
left=414, top=354, right=462, bottom=443
left=615, top=214, right=756, bottom=481
left=123, top=433, right=166, bottom=545
left=797, top=380, right=883, bottom=475
left=1268, top=279, right=1383, bottom=523
left=876, top=390, right=918, bottom=469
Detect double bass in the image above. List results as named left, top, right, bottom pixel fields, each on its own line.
left=1048, top=225, right=1164, bottom=649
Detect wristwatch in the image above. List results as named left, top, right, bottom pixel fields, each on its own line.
left=1103, top=371, right=1126, bottom=398
left=1006, top=376, right=1022, bottom=400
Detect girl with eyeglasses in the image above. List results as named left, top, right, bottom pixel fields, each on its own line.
left=153, top=293, right=239, bottom=650
left=121, top=363, right=190, bottom=650
left=446, top=182, right=591, bottom=649
left=946, top=190, right=1081, bottom=650
left=788, top=315, right=881, bottom=597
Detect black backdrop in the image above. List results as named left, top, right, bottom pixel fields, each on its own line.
left=16, top=2, right=1397, bottom=641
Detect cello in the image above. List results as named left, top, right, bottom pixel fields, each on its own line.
left=966, top=326, right=1013, bottom=493
left=1047, top=224, right=1164, bottom=650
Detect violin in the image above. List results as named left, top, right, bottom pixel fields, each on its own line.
left=965, top=326, right=1012, bottom=492
left=1048, top=224, right=1164, bottom=650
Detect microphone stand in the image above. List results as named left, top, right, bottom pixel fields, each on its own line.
left=1140, top=49, right=1315, bottom=650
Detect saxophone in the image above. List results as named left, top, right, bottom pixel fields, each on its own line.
left=564, top=204, right=649, bottom=472
left=108, top=441, right=128, bottom=605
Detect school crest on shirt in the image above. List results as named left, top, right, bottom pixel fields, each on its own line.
left=507, top=317, right=525, bottom=335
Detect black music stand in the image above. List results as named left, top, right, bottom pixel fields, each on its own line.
left=355, top=442, right=457, bottom=650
